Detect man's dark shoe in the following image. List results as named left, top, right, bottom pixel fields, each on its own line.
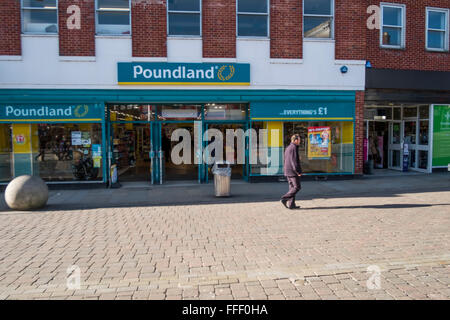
left=289, top=205, right=301, bottom=210
left=280, top=199, right=289, bottom=208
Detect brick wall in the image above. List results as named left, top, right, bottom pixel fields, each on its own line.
left=203, top=0, right=236, bottom=58
left=58, top=0, right=95, bottom=56
left=367, top=0, right=450, bottom=71
left=0, top=0, right=21, bottom=55
left=270, top=0, right=302, bottom=59
left=335, top=0, right=366, bottom=60
left=355, top=91, right=365, bottom=175
left=131, top=0, right=167, bottom=57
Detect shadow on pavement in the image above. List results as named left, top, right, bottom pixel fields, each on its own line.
left=298, top=203, right=450, bottom=210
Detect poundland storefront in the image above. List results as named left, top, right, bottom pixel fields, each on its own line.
left=0, top=89, right=357, bottom=185
left=0, top=62, right=358, bottom=185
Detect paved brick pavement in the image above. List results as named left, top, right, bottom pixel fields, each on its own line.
left=0, top=176, right=449, bottom=300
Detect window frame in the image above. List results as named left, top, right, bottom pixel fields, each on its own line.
left=380, top=2, right=406, bottom=49
left=167, top=0, right=202, bottom=37
left=425, top=7, right=449, bottom=52
left=302, top=0, right=335, bottom=40
left=236, top=0, right=270, bottom=39
left=95, top=0, right=131, bottom=36
left=21, top=0, right=59, bottom=35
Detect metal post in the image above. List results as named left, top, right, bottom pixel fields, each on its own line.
left=150, top=151, right=154, bottom=185
left=159, top=150, right=163, bottom=185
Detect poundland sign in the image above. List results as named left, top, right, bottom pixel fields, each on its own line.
left=0, top=104, right=103, bottom=122
left=118, top=62, right=250, bottom=85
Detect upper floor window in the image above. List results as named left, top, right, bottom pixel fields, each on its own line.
left=237, top=0, right=269, bottom=37
left=168, top=0, right=201, bottom=36
left=22, top=0, right=58, bottom=34
left=96, top=0, right=131, bottom=35
left=426, top=8, right=449, bottom=52
left=303, top=0, right=334, bottom=39
left=380, top=3, right=406, bottom=49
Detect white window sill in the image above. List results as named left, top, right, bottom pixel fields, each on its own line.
left=167, top=36, right=202, bottom=40
left=380, top=45, right=405, bottom=50
left=95, top=35, right=131, bottom=39
left=59, top=56, right=96, bottom=62
left=270, top=58, right=303, bottom=65
left=237, top=37, right=270, bottom=41
left=21, top=34, right=58, bottom=38
left=426, top=48, right=449, bottom=53
left=303, top=38, right=335, bottom=43
left=0, top=55, right=22, bottom=61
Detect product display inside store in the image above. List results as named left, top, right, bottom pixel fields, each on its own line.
left=250, top=121, right=354, bottom=175
left=112, top=123, right=151, bottom=181
left=0, top=123, right=104, bottom=182
left=0, top=124, right=12, bottom=182
left=35, top=123, right=103, bottom=181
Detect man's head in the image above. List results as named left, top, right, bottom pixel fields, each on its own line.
left=291, top=134, right=301, bottom=145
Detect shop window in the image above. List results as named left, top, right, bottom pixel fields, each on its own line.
left=252, top=121, right=354, bottom=175
left=303, top=0, right=334, bottom=39
left=96, top=0, right=131, bottom=35
left=109, top=104, right=154, bottom=121
left=157, top=105, right=202, bottom=121
left=418, top=150, right=429, bottom=169
left=364, top=107, right=392, bottom=120
left=404, top=121, right=416, bottom=144
left=391, top=149, right=401, bottom=167
left=0, top=124, right=12, bottom=182
left=237, top=0, right=269, bottom=37
left=426, top=8, right=449, bottom=52
left=380, top=3, right=405, bottom=49
left=393, top=107, right=401, bottom=120
left=22, top=0, right=58, bottom=34
left=419, top=105, right=430, bottom=119
left=204, top=104, right=247, bottom=121
left=391, top=122, right=401, bottom=144
left=284, top=122, right=353, bottom=174
left=403, top=106, right=417, bottom=118
left=419, top=120, right=429, bottom=145
left=168, top=0, right=201, bottom=36
left=34, top=124, right=103, bottom=181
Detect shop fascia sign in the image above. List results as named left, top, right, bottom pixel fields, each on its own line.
left=250, top=102, right=354, bottom=120
left=0, top=104, right=102, bottom=122
left=118, top=62, right=250, bottom=85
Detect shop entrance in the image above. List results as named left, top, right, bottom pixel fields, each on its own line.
left=366, top=121, right=389, bottom=170
left=364, top=105, right=431, bottom=173
left=107, top=103, right=250, bottom=184
left=204, top=123, right=247, bottom=182
left=111, top=123, right=152, bottom=182
left=160, top=122, right=198, bottom=181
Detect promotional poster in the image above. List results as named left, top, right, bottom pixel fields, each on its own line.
left=307, top=127, right=331, bottom=159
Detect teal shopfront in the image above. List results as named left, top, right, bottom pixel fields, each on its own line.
left=0, top=89, right=357, bottom=185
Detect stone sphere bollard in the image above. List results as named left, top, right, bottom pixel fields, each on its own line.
left=5, top=175, right=49, bottom=211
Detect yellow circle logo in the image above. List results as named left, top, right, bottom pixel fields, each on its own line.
left=217, top=65, right=235, bottom=81
left=74, top=105, right=89, bottom=117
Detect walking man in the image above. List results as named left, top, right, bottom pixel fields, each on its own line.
left=281, top=134, right=302, bottom=209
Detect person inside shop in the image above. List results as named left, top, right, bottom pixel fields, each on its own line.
left=281, top=134, right=303, bottom=210
left=162, top=131, right=171, bottom=163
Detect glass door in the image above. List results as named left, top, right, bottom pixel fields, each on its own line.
left=150, top=122, right=161, bottom=184
left=204, top=123, right=247, bottom=183
left=403, top=120, right=417, bottom=170
left=389, top=121, right=402, bottom=170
